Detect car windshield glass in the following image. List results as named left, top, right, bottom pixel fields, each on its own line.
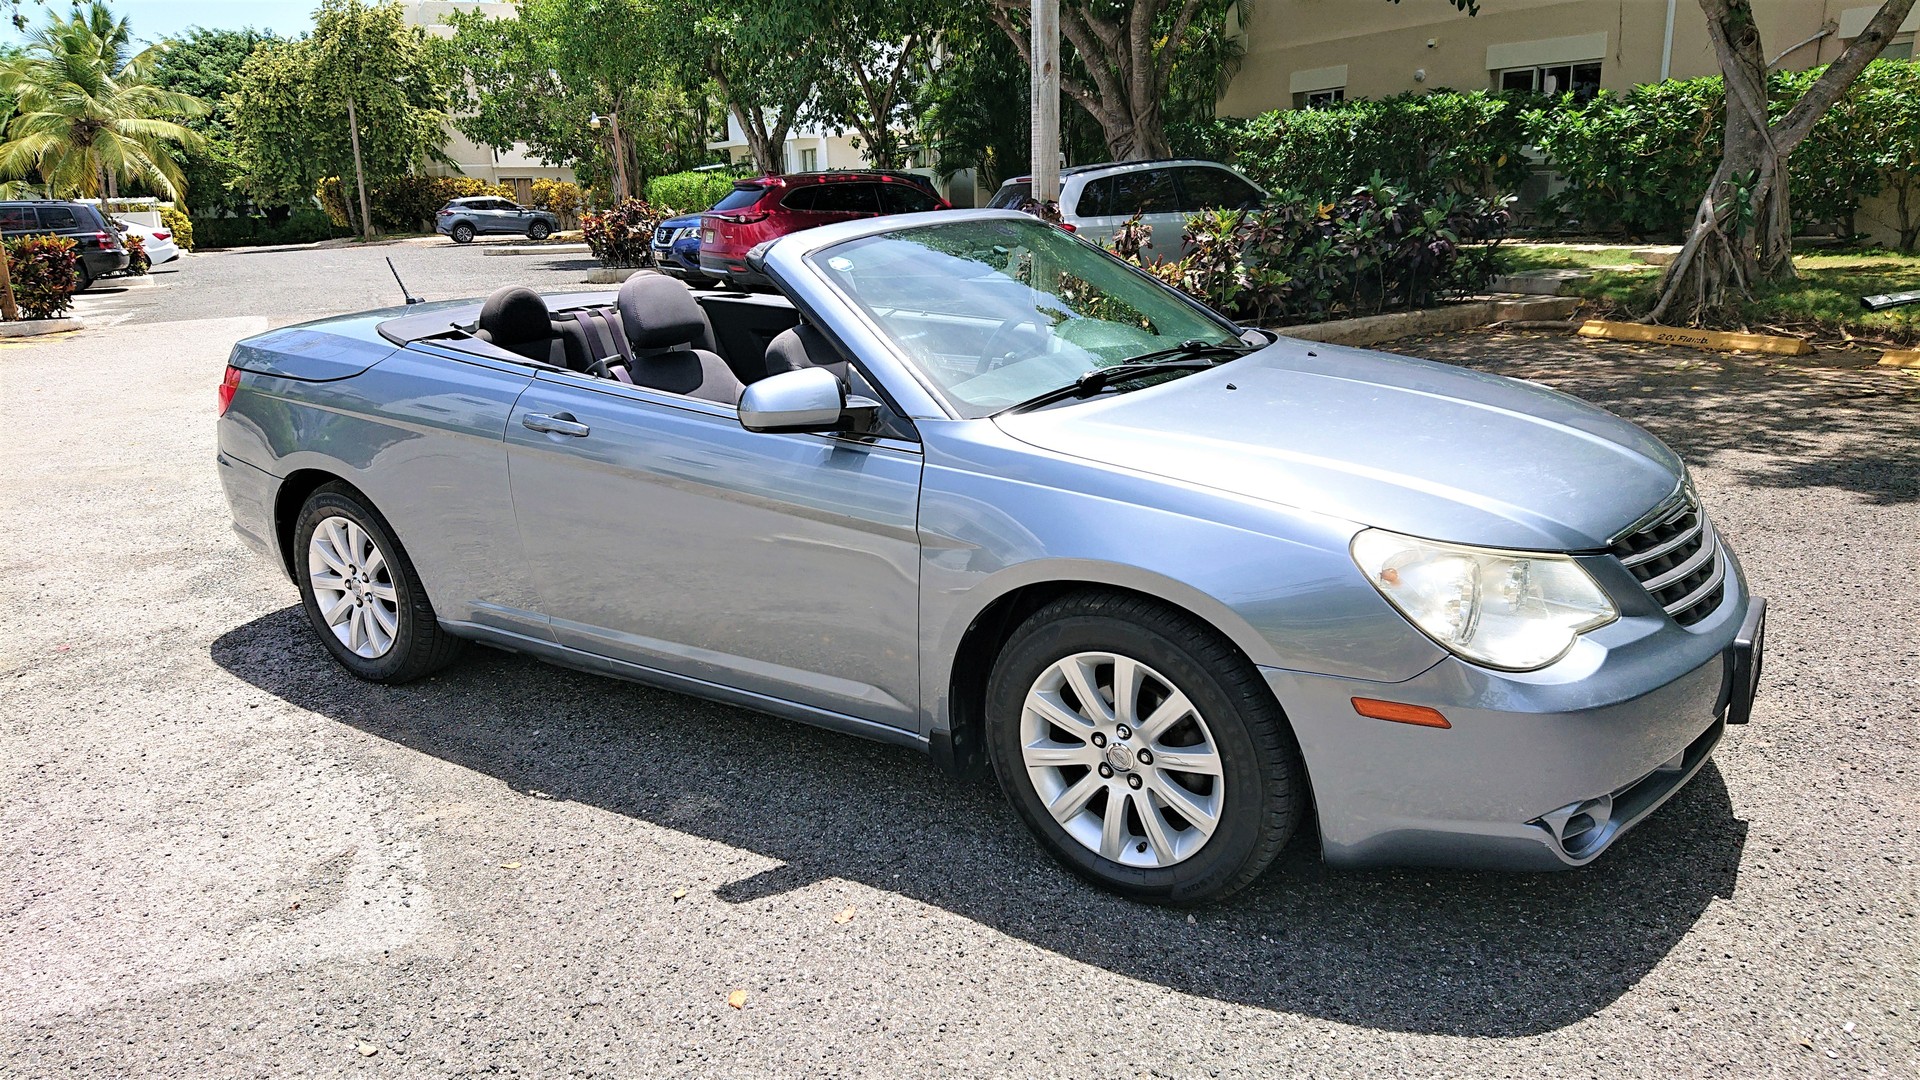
left=807, top=217, right=1242, bottom=418
left=712, top=186, right=766, bottom=212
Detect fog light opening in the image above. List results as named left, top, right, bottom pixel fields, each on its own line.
left=1539, top=794, right=1614, bottom=858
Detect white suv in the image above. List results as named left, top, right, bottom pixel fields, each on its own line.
left=986, top=159, right=1268, bottom=261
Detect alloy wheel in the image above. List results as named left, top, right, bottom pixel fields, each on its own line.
left=1020, top=651, right=1226, bottom=868
left=307, top=515, right=400, bottom=659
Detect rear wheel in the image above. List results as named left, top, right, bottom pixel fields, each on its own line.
left=985, top=591, right=1304, bottom=905
left=293, top=483, right=464, bottom=683
left=528, top=220, right=552, bottom=241
left=450, top=222, right=475, bottom=244
left=74, top=261, right=93, bottom=292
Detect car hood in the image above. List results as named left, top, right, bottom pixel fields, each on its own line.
left=661, top=214, right=702, bottom=228
left=992, top=340, right=1682, bottom=551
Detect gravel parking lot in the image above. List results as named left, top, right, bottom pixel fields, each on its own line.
left=2, top=245, right=1915, bottom=1077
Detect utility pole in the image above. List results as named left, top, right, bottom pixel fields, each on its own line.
left=1030, top=0, right=1060, bottom=205
left=346, top=93, right=373, bottom=241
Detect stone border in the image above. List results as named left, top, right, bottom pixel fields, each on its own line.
left=584, top=267, right=645, bottom=284
left=482, top=243, right=592, bottom=257
left=0, top=317, right=82, bottom=338
left=1272, top=297, right=1580, bottom=347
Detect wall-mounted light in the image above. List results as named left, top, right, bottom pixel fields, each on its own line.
left=1414, top=68, right=1427, bottom=82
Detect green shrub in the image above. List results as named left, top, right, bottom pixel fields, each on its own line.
left=1522, top=77, right=1724, bottom=239
left=317, top=175, right=516, bottom=232
left=159, top=205, right=193, bottom=251
left=197, top=210, right=341, bottom=248
left=644, top=169, right=738, bottom=214
left=1215, top=90, right=1536, bottom=202
left=582, top=198, right=664, bottom=267
left=5, top=234, right=80, bottom=319
left=1090, top=179, right=1510, bottom=325
left=123, top=233, right=150, bottom=276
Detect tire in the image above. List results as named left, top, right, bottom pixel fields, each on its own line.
left=528, top=221, right=552, bottom=241
left=74, top=261, right=93, bottom=292
left=293, top=483, right=464, bottom=684
left=985, top=591, right=1304, bottom=905
left=450, top=222, right=475, bottom=244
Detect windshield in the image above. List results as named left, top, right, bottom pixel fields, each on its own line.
left=806, top=217, right=1242, bottom=418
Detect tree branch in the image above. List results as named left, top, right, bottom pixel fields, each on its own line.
left=1775, top=0, right=1917, bottom=147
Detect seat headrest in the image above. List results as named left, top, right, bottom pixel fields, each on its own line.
left=617, top=272, right=710, bottom=351
left=764, top=324, right=847, bottom=376
left=477, top=286, right=551, bottom=347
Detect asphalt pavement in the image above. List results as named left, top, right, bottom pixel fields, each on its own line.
left=1, top=246, right=1915, bottom=1077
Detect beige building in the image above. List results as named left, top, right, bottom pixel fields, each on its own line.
left=1219, top=1, right=1916, bottom=116
left=402, top=1, right=575, bottom=203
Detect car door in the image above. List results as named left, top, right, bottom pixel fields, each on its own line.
left=503, top=372, right=924, bottom=731
left=481, top=199, right=513, bottom=234
left=1170, top=166, right=1267, bottom=256
left=1070, top=168, right=1181, bottom=261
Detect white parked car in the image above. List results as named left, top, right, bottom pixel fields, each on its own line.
left=986, top=159, right=1269, bottom=262
left=113, top=217, right=180, bottom=265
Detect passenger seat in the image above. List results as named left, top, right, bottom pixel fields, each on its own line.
left=476, top=286, right=570, bottom=367
left=616, top=273, right=744, bottom=405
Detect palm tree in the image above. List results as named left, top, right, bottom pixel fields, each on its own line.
left=0, top=1, right=206, bottom=200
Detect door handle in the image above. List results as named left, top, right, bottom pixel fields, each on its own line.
left=523, top=412, right=590, bottom=437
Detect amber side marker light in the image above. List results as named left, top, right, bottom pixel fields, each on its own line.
left=1351, top=697, right=1452, bottom=729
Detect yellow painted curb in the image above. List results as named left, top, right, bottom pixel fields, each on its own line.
left=1878, top=350, right=1920, bottom=369
left=1576, top=320, right=1812, bottom=356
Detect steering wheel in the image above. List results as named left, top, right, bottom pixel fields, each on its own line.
left=977, top=312, right=1051, bottom=375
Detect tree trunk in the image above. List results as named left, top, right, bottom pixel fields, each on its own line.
left=988, top=0, right=1193, bottom=162
left=1651, top=0, right=1916, bottom=324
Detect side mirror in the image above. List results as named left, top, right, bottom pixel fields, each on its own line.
left=740, top=366, right=858, bottom=434
left=1239, top=327, right=1277, bottom=347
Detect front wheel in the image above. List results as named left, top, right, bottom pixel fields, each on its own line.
left=985, top=592, right=1305, bottom=905
left=528, top=220, right=552, bottom=241
left=450, top=222, right=475, bottom=244
left=293, top=483, right=464, bottom=683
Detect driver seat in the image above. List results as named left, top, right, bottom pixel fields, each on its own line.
left=762, top=323, right=849, bottom=381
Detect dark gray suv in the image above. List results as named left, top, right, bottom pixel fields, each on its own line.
left=0, top=200, right=129, bottom=291
left=435, top=197, right=560, bottom=243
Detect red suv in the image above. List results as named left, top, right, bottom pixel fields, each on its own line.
left=699, top=171, right=949, bottom=286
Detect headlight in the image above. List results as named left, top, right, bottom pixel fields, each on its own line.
left=1350, top=528, right=1617, bottom=671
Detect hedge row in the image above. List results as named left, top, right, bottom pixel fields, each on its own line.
left=1201, top=59, right=1920, bottom=247
left=643, top=169, right=740, bottom=215
left=197, top=209, right=341, bottom=249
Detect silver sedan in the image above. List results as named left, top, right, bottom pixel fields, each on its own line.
left=216, top=210, right=1764, bottom=904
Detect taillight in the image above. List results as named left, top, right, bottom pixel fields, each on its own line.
left=714, top=212, right=769, bottom=225
left=1058, top=222, right=1077, bottom=233
left=93, top=230, right=118, bottom=249
left=218, top=365, right=242, bottom=416
left=152, top=230, right=170, bottom=241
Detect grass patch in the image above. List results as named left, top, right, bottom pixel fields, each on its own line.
left=1497, top=244, right=1658, bottom=272
left=1495, top=245, right=1920, bottom=344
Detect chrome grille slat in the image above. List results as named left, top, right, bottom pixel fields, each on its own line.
left=1619, top=513, right=1705, bottom=568
left=1610, top=487, right=1725, bottom=629
left=1663, top=551, right=1727, bottom=617
left=1639, top=518, right=1718, bottom=591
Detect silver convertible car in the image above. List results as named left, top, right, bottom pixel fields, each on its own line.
left=217, top=210, right=1764, bottom=904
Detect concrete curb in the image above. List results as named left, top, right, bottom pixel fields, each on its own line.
left=483, top=243, right=592, bottom=257
left=0, top=317, right=82, bottom=338
left=1273, top=297, right=1581, bottom=347
left=584, top=267, right=647, bottom=284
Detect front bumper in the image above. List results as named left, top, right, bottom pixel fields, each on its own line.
left=1267, top=560, right=1760, bottom=871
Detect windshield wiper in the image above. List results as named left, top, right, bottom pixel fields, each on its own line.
left=1120, top=338, right=1255, bottom=365
left=999, top=340, right=1253, bottom=415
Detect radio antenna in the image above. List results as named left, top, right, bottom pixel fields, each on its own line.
left=386, top=257, right=424, bottom=305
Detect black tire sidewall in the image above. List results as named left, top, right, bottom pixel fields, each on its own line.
left=293, top=487, right=433, bottom=683
left=986, top=607, right=1290, bottom=904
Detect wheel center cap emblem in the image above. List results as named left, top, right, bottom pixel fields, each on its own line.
left=1105, top=743, right=1135, bottom=773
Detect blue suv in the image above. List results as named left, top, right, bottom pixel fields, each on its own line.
left=650, top=213, right=708, bottom=284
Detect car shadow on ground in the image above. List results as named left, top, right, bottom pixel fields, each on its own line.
left=1399, top=329, right=1920, bottom=505
left=212, top=607, right=1748, bottom=1038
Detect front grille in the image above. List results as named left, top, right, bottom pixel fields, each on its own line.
left=1611, top=489, right=1725, bottom=627
left=652, top=226, right=673, bottom=245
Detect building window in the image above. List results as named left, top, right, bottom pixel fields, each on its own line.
left=800, top=147, right=818, bottom=172
left=1497, top=61, right=1602, bottom=101
left=1292, top=87, right=1345, bottom=110
left=1885, top=34, right=1913, bottom=60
